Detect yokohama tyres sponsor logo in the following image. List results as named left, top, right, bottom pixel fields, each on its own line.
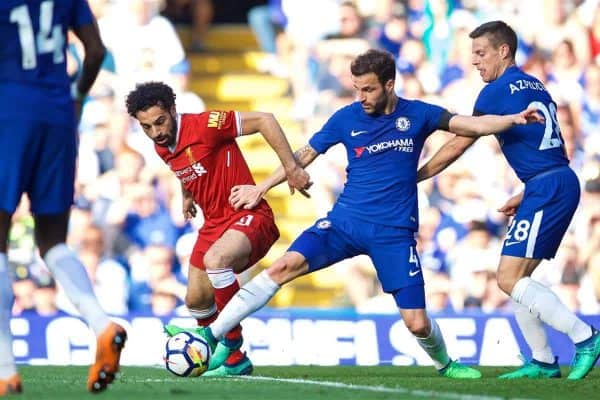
left=355, top=138, right=414, bottom=157
left=366, top=138, right=413, bottom=154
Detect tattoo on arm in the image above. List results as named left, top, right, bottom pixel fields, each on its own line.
left=293, top=145, right=318, bottom=166
left=293, top=144, right=311, bottom=157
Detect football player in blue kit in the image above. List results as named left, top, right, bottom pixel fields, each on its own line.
left=165, top=48, right=542, bottom=377
left=0, top=0, right=126, bottom=394
left=417, top=20, right=600, bottom=380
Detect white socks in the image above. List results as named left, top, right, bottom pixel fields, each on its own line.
left=415, top=317, right=451, bottom=369
left=211, top=270, right=280, bottom=339
left=0, top=253, right=17, bottom=379
left=511, top=277, right=592, bottom=344
left=44, top=244, right=110, bottom=336
left=206, top=268, right=236, bottom=288
left=188, top=304, right=217, bottom=320
left=513, top=300, right=554, bottom=364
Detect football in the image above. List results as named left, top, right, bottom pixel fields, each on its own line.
left=164, top=332, right=211, bottom=377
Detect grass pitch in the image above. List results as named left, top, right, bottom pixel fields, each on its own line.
left=14, top=365, right=600, bottom=400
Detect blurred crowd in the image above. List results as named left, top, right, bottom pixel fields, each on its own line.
left=8, top=0, right=600, bottom=318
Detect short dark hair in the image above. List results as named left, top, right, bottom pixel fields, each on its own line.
left=125, top=81, right=176, bottom=117
left=350, top=49, right=396, bottom=86
left=469, top=20, right=517, bottom=59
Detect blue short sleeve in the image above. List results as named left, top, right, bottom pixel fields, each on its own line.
left=473, top=84, right=496, bottom=115
left=308, top=112, right=342, bottom=154
left=419, top=101, right=447, bottom=137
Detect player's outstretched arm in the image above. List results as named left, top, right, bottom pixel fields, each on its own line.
left=448, top=108, right=544, bottom=137
left=229, top=144, right=318, bottom=210
left=417, top=136, right=476, bottom=182
left=238, top=111, right=311, bottom=194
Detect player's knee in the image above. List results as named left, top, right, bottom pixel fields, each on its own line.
left=406, top=319, right=429, bottom=337
left=403, top=313, right=430, bottom=337
left=496, top=272, right=515, bottom=295
left=185, top=290, right=213, bottom=310
left=267, top=253, right=305, bottom=285
left=203, top=251, right=229, bottom=271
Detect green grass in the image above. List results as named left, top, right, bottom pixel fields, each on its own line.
left=12, top=365, right=600, bottom=400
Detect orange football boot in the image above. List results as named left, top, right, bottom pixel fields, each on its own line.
left=0, top=374, right=22, bottom=396
left=87, top=322, right=127, bottom=393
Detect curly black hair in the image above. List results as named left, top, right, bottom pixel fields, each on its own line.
left=125, top=81, right=176, bottom=117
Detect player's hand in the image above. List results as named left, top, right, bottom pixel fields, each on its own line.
left=515, top=107, right=545, bottom=125
left=182, top=193, right=197, bottom=220
left=285, top=164, right=312, bottom=198
left=498, top=192, right=524, bottom=217
left=229, top=185, right=265, bottom=210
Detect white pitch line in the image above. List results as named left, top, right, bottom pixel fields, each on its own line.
left=230, top=375, right=538, bottom=400
left=135, top=374, right=537, bottom=400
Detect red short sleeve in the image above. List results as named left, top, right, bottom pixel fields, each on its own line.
left=198, top=110, right=241, bottom=144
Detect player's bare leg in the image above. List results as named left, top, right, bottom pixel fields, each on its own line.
left=204, top=251, right=307, bottom=373
left=35, top=213, right=127, bottom=392
left=166, top=229, right=256, bottom=375
left=163, top=267, right=222, bottom=370
left=185, top=267, right=218, bottom=326
left=400, top=308, right=481, bottom=378
left=202, top=229, right=254, bottom=376
left=498, top=255, right=597, bottom=379
left=166, top=251, right=308, bottom=372
left=0, top=211, right=21, bottom=395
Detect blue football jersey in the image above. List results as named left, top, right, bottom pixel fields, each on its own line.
left=309, top=100, right=446, bottom=230
left=0, top=0, right=94, bottom=122
left=473, top=66, right=569, bottom=182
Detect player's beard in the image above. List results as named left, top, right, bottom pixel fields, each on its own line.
left=166, top=113, right=178, bottom=147
left=370, top=92, right=388, bottom=115
left=362, top=93, right=388, bottom=115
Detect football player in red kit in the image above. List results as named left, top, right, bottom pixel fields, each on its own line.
left=126, top=82, right=310, bottom=376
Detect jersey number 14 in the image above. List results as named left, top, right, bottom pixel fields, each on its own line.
left=10, top=1, right=64, bottom=70
left=528, top=101, right=564, bottom=151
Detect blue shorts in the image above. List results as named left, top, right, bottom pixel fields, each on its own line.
left=502, top=167, right=580, bottom=260
left=0, top=118, right=77, bottom=215
left=288, top=217, right=426, bottom=309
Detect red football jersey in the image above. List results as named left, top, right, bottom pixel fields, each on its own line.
left=155, top=111, right=273, bottom=235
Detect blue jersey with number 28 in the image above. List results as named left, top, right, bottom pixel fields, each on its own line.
left=473, top=66, right=569, bottom=182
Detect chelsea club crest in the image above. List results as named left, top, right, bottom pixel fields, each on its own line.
left=396, top=117, right=410, bottom=132
left=316, top=219, right=331, bottom=229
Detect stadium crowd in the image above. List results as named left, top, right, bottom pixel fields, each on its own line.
left=8, top=0, right=600, bottom=318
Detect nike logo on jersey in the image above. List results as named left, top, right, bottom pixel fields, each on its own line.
left=504, top=240, right=522, bottom=246
left=351, top=130, right=368, bottom=137
left=409, top=269, right=421, bottom=277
